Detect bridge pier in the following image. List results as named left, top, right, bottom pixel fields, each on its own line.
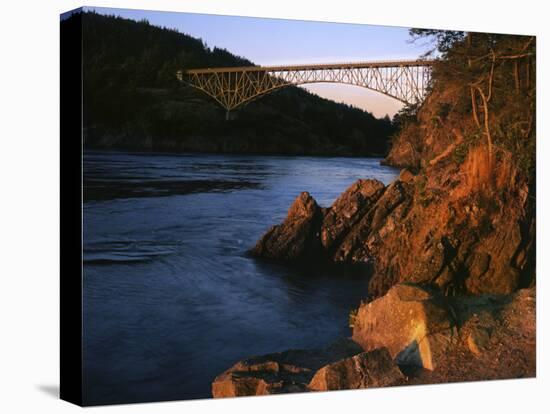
left=225, top=110, right=230, bottom=121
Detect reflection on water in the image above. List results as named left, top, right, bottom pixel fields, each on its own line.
left=83, top=150, right=398, bottom=405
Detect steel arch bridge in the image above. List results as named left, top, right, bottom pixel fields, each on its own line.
left=177, top=60, right=433, bottom=114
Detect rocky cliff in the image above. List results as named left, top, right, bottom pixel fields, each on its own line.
left=212, top=33, right=536, bottom=396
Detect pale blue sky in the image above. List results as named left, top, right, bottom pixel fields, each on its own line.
left=84, top=6, right=431, bottom=117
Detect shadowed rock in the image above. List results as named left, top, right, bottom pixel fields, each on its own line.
left=212, top=338, right=363, bottom=398
left=250, top=192, right=322, bottom=260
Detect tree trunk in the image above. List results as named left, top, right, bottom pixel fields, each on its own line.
left=514, top=60, right=520, bottom=94
left=467, top=33, right=481, bottom=127
left=525, top=57, right=530, bottom=89
left=467, top=32, right=473, bottom=66
left=471, top=87, right=480, bottom=127
left=475, top=86, right=493, bottom=164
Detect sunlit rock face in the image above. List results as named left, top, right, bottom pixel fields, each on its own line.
left=352, top=283, right=536, bottom=376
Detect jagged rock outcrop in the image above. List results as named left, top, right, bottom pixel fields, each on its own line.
left=332, top=179, right=411, bottom=264
left=250, top=176, right=413, bottom=268
left=308, top=348, right=405, bottom=391
left=251, top=153, right=535, bottom=298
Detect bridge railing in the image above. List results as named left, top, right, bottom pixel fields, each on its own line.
left=183, top=59, right=434, bottom=74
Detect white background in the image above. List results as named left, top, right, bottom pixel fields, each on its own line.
left=0, top=0, right=547, bottom=412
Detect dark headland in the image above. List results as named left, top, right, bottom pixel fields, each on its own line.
left=81, top=11, right=395, bottom=157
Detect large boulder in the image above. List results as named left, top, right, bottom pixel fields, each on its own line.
left=308, top=348, right=405, bottom=391
left=212, top=338, right=363, bottom=398
left=352, top=284, right=453, bottom=370
left=250, top=192, right=322, bottom=260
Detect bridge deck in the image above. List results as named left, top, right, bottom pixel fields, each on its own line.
left=185, top=59, right=434, bottom=74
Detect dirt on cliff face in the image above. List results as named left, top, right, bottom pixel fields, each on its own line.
left=401, top=287, right=537, bottom=385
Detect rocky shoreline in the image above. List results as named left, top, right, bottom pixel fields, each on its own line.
left=212, top=283, right=535, bottom=397
left=210, top=139, right=535, bottom=397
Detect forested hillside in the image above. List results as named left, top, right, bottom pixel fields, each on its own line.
left=74, top=11, right=396, bottom=156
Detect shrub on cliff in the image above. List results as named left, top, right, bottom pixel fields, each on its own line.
left=388, top=30, right=535, bottom=186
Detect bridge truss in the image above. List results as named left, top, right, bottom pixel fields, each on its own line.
left=178, top=60, right=433, bottom=113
